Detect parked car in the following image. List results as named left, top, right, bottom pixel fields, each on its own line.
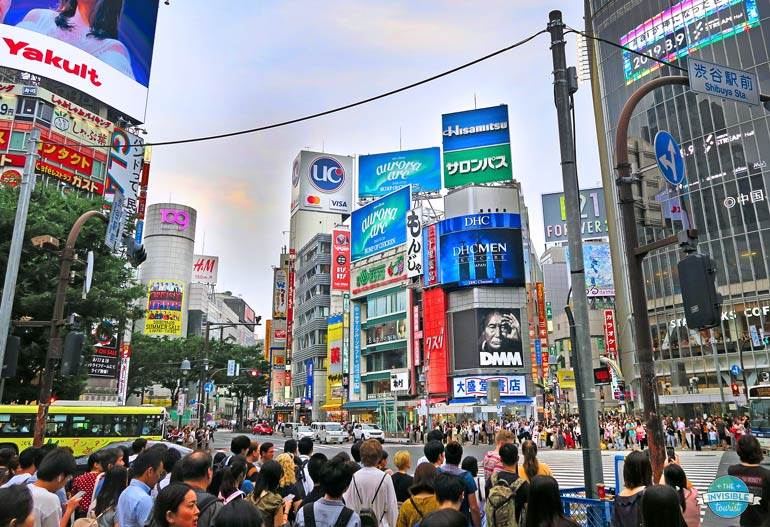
left=292, top=425, right=314, bottom=441
left=317, top=422, right=347, bottom=444
left=352, top=423, right=385, bottom=442
left=280, top=422, right=300, bottom=438
left=252, top=422, right=274, bottom=435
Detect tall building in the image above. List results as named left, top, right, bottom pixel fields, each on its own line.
left=588, top=0, right=770, bottom=415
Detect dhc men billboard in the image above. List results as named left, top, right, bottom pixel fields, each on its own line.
left=424, top=213, right=524, bottom=288
left=350, top=185, right=410, bottom=261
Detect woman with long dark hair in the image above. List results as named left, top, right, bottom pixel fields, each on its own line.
left=518, top=440, right=553, bottom=483
left=218, top=456, right=248, bottom=505
left=153, top=484, right=199, bottom=527
left=93, top=465, right=128, bottom=527
left=0, top=484, right=35, bottom=527
left=613, top=451, right=652, bottom=527
left=17, top=0, right=134, bottom=77
left=248, top=460, right=289, bottom=527
left=640, top=485, right=686, bottom=527
left=524, top=476, right=579, bottom=527
left=662, top=463, right=700, bottom=527
left=213, top=500, right=263, bottom=527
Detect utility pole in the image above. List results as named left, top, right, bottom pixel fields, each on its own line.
left=34, top=210, right=107, bottom=447
left=548, top=11, right=603, bottom=497
left=0, top=128, right=40, bottom=401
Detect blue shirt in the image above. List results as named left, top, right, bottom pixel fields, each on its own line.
left=116, top=479, right=153, bottom=527
left=439, top=465, right=477, bottom=524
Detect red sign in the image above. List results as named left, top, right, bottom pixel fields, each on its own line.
left=39, top=143, right=94, bottom=176
left=331, top=228, right=351, bottom=290
left=0, top=169, right=21, bottom=187
left=425, top=224, right=438, bottom=286
left=603, top=309, right=617, bottom=358
left=422, top=288, right=449, bottom=394
left=536, top=282, right=548, bottom=343
left=0, top=153, right=25, bottom=167
left=0, top=129, right=9, bottom=150
left=273, top=329, right=287, bottom=340
left=286, top=249, right=296, bottom=355
left=35, top=160, right=103, bottom=194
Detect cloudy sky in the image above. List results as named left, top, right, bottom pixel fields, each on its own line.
left=143, top=1, right=602, bottom=337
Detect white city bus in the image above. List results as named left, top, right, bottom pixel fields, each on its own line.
left=748, top=384, right=770, bottom=453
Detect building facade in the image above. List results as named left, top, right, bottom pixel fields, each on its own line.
left=589, top=0, right=770, bottom=415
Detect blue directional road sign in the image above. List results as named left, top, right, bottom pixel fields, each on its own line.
left=204, top=382, right=215, bottom=394
left=654, top=130, right=685, bottom=186
left=730, top=364, right=742, bottom=377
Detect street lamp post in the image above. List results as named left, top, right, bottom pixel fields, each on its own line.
left=179, top=358, right=191, bottom=428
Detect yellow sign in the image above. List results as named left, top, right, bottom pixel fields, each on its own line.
left=557, top=369, right=576, bottom=390
left=144, top=280, right=184, bottom=336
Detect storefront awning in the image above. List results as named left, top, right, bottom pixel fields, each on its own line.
left=342, top=400, right=381, bottom=410
left=321, top=402, right=343, bottom=410
left=448, top=397, right=536, bottom=405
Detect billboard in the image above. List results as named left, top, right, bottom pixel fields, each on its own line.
left=352, top=303, right=361, bottom=394
left=0, top=1, right=160, bottom=120
left=557, top=369, right=576, bottom=389
left=104, top=128, right=144, bottom=239
left=584, top=242, right=614, bottom=297
left=442, top=105, right=512, bottom=188
left=291, top=150, right=354, bottom=214
left=191, top=255, right=218, bottom=284
left=422, top=288, right=449, bottom=394
left=144, top=280, right=183, bottom=336
left=451, top=308, right=524, bottom=370
left=331, top=229, right=351, bottom=290
left=351, top=251, right=406, bottom=297
left=351, top=185, right=410, bottom=261
left=358, top=147, right=441, bottom=198
left=405, top=208, right=423, bottom=278
left=272, top=268, right=287, bottom=319
left=425, top=212, right=525, bottom=288
left=88, top=345, right=118, bottom=379
left=453, top=375, right=526, bottom=398
left=541, top=187, right=608, bottom=243
left=327, top=315, right=343, bottom=376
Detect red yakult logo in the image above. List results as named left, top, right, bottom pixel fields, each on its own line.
left=3, top=38, right=102, bottom=87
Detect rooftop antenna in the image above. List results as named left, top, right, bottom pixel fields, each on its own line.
left=474, top=92, right=478, bottom=109
left=201, top=231, right=206, bottom=254
left=399, top=126, right=402, bottom=151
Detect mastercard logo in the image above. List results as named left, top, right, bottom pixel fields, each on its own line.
left=307, top=195, right=321, bottom=204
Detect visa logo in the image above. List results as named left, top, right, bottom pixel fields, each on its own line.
left=331, top=200, right=347, bottom=208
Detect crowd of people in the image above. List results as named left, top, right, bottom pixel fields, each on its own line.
left=0, top=420, right=766, bottom=527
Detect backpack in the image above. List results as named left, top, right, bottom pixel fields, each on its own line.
left=485, top=472, right=526, bottom=527
left=302, top=502, right=354, bottom=527
left=352, top=473, right=387, bottom=527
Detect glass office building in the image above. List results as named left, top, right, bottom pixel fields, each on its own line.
left=589, top=0, right=770, bottom=415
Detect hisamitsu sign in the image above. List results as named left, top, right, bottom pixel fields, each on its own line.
left=688, top=57, right=759, bottom=106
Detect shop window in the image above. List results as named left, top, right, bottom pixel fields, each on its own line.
left=16, top=97, right=36, bottom=118
left=9, top=131, right=26, bottom=151
left=36, top=101, right=53, bottom=124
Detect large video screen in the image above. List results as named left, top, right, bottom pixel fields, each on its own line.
left=452, top=308, right=525, bottom=370
left=1, top=1, right=160, bottom=120
left=425, top=212, right=524, bottom=288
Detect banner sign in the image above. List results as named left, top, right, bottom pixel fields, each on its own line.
left=273, top=268, right=288, bottom=319
left=424, top=212, right=525, bottom=288
left=327, top=315, right=343, bottom=375
left=358, top=147, right=441, bottom=198
left=117, top=340, right=131, bottom=405
left=452, top=308, right=525, bottom=370
left=104, top=129, right=144, bottom=225
left=584, top=242, right=615, bottom=297
left=304, top=359, right=314, bottom=403
left=541, top=187, right=608, bottom=243
left=423, top=288, right=449, bottom=394
left=144, top=280, right=183, bottom=336
left=332, top=229, right=351, bottom=290
left=406, top=208, right=423, bottom=278
left=604, top=309, right=618, bottom=358
left=353, top=303, right=361, bottom=394
left=286, top=250, right=296, bottom=353
left=0, top=1, right=160, bottom=121
left=557, top=369, right=576, bottom=390
left=191, top=255, right=218, bottom=284
left=536, top=282, right=548, bottom=342
left=442, top=105, right=512, bottom=188
left=351, top=185, right=410, bottom=261
left=351, top=252, right=406, bottom=297
left=453, top=375, right=526, bottom=397
left=39, top=142, right=93, bottom=176
left=88, top=346, right=118, bottom=378
left=425, top=223, right=438, bottom=287
left=390, top=371, right=409, bottom=391
left=291, top=150, right=354, bottom=214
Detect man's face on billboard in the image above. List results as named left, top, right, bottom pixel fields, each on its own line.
left=484, top=313, right=505, bottom=350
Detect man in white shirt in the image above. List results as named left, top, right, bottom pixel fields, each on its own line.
left=28, top=448, right=80, bottom=527
left=415, top=429, right=446, bottom=467
left=343, top=440, right=397, bottom=527
left=297, top=437, right=314, bottom=496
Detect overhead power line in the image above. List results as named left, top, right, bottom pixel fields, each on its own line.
left=45, top=28, right=549, bottom=150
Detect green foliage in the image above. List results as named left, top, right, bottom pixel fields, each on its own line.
left=0, top=185, right=144, bottom=402
left=128, top=333, right=268, bottom=406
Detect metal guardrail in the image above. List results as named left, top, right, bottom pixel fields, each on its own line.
left=559, top=488, right=614, bottom=527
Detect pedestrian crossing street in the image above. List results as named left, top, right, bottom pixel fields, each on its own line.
left=538, top=449, right=724, bottom=520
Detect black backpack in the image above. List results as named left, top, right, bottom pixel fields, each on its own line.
left=353, top=473, right=386, bottom=527
left=302, top=502, right=353, bottom=527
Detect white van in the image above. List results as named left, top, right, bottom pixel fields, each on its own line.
left=317, top=422, right=347, bottom=444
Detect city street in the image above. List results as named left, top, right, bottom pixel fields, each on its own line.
left=212, top=430, right=739, bottom=525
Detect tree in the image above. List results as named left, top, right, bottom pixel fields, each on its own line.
left=0, top=185, right=144, bottom=402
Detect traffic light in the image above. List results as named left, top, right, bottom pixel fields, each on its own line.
left=731, top=382, right=740, bottom=397
left=678, top=253, right=721, bottom=330
left=60, top=331, right=85, bottom=376
left=2, top=335, right=20, bottom=378
left=124, top=236, right=147, bottom=268
left=248, top=369, right=260, bottom=378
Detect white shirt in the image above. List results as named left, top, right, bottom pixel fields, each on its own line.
left=298, top=455, right=313, bottom=496
left=342, top=467, right=397, bottom=527
left=2, top=472, right=33, bottom=488
left=28, top=484, right=62, bottom=527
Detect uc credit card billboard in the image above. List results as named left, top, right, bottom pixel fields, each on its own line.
left=442, top=105, right=513, bottom=188
left=351, top=185, right=410, bottom=261
left=358, top=147, right=441, bottom=198
left=0, top=1, right=160, bottom=121
left=425, top=212, right=524, bottom=287
left=291, top=150, right=354, bottom=214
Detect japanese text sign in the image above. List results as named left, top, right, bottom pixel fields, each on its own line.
left=688, top=57, right=759, bottom=106
left=39, top=142, right=93, bottom=175
left=332, top=229, right=351, bottom=290
left=453, top=375, right=526, bottom=398
left=604, top=309, right=618, bottom=358
left=406, top=208, right=423, bottom=278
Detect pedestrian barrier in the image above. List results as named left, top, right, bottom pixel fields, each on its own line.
left=559, top=487, right=614, bottom=527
